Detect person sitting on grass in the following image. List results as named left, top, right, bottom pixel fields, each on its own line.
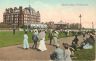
left=23, top=31, right=29, bottom=49
left=50, top=45, right=65, bottom=61
left=72, top=35, right=79, bottom=45
left=87, top=34, right=95, bottom=45
left=71, top=35, right=79, bottom=51
left=79, top=34, right=95, bottom=49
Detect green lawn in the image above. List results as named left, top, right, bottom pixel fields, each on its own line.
left=0, top=31, right=75, bottom=48
left=73, top=44, right=95, bottom=61
left=0, top=31, right=50, bottom=47
left=0, top=31, right=32, bottom=47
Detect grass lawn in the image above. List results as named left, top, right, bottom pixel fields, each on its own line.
left=0, top=31, right=65, bottom=47
left=0, top=31, right=32, bottom=47
left=73, top=44, right=95, bottom=61
left=0, top=31, right=50, bottom=47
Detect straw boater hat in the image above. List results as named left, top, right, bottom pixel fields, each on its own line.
left=55, top=31, right=59, bottom=34
left=56, top=44, right=60, bottom=48
left=34, top=29, right=38, bottom=32
left=63, top=43, right=69, bottom=48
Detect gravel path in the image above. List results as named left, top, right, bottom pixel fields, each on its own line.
left=0, top=36, right=83, bottom=60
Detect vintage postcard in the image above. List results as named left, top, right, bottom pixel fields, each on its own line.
left=0, top=0, right=95, bottom=61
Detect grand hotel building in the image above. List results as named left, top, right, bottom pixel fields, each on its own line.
left=3, top=6, right=40, bottom=27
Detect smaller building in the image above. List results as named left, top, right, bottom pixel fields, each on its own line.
left=46, top=21, right=55, bottom=29
left=55, top=20, right=67, bottom=30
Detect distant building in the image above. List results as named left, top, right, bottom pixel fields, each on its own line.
left=46, top=21, right=55, bottom=29
left=3, top=6, right=40, bottom=27
left=55, top=20, right=67, bottom=30
left=54, top=20, right=81, bottom=30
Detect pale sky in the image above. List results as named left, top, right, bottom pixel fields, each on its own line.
left=0, top=0, right=96, bottom=28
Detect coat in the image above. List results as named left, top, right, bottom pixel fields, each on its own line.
left=32, top=34, right=38, bottom=41
left=50, top=48, right=65, bottom=61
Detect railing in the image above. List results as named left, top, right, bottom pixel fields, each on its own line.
left=0, top=28, right=19, bottom=32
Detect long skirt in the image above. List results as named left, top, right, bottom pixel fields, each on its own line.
left=38, top=38, right=47, bottom=51
left=23, top=39, right=29, bottom=49
left=53, top=37, right=59, bottom=46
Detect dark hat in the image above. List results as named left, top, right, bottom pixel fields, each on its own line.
left=63, top=43, right=69, bottom=49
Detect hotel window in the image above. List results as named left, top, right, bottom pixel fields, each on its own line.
left=16, top=15, right=18, bottom=17
left=24, top=15, right=26, bottom=17
left=15, top=18, right=17, bottom=20
left=16, top=18, right=17, bottom=20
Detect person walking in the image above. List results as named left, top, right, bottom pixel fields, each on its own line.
left=48, top=29, right=53, bottom=45
left=38, top=30, right=47, bottom=51
left=53, top=30, right=59, bottom=46
left=32, top=29, right=39, bottom=49
left=23, top=31, right=29, bottom=49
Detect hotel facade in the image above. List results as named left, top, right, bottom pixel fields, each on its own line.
left=3, top=6, right=40, bottom=27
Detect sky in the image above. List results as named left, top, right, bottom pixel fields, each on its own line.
left=0, top=0, right=96, bottom=28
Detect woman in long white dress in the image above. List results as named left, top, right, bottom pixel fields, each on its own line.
left=64, top=43, right=72, bottom=61
left=38, top=30, right=47, bottom=51
left=23, top=31, right=29, bottom=49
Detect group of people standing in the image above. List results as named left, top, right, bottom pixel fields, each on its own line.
left=23, top=29, right=47, bottom=51
left=23, top=29, right=59, bottom=51
left=23, top=29, right=72, bottom=61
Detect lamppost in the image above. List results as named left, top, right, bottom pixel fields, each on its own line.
left=79, top=14, right=82, bottom=32
left=91, top=21, right=95, bottom=34
left=92, top=21, right=94, bottom=30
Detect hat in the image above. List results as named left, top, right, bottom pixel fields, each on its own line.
left=34, top=29, right=38, bottom=32
left=56, top=44, right=60, bottom=48
left=63, top=43, right=69, bottom=48
left=55, top=31, right=58, bottom=34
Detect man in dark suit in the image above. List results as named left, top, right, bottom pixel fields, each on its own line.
left=48, top=29, right=53, bottom=45
left=32, top=31, right=39, bottom=49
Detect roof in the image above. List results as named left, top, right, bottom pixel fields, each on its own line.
left=56, top=20, right=65, bottom=24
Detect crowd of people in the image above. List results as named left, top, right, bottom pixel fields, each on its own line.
left=23, top=29, right=47, bottom=51
left=23, top=29, right=95, bottom=61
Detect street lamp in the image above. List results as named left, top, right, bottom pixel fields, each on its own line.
left=79, top=14, right=82, bottom=32
left=92, top=21, right=94, bottom=30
